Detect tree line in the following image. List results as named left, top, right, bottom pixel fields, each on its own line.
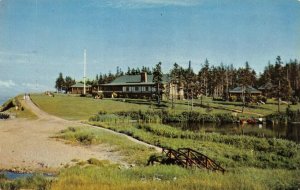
left=55, top=56, right=300, bottom=102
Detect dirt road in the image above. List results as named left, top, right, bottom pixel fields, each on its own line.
left=0, top=98, right=127, bottom=172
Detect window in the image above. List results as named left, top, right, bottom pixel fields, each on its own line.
left=126, top=87, right=130, bottom=92
left=145, top=87, right=149, bottom=91
left=135, top=86, right=139, bottom=91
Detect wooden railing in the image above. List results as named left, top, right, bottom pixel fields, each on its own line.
left=162, top=147, right=225, bottom=173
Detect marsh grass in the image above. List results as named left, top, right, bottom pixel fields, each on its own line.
left=0, top=174, right=52, bottom=190
left=50, top=164, right=299, bottom=190
left=88, top=122, right=300, bottom=169
left=56, top=126, right=157, bottom=164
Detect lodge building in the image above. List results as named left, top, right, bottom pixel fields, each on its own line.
left=100, top=72, right=184, bottom=99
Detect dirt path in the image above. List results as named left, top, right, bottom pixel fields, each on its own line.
left=26, top=97, right=161, bottom=151
left=0, top=98, right=159, bottom=172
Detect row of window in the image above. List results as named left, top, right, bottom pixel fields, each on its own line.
left=123, top=86, right=155, bottom=92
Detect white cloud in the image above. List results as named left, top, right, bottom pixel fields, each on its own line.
left=0, top=80, right=16, bottom=88
left=93, top=0, right=202, bottom=9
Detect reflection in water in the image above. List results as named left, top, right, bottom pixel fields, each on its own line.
left=167, top=122, right=300, bottom=143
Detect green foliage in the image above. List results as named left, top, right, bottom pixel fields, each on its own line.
left=55, top=72, right=65, bottom=92
left=291, top=96, right=299, bottom=105
left=89, top=113, right=124, bottom=123
left=90, top=121, right=300, bottom=169
left=229, top=95, right=237, bottom=102
left=50, top=165, right=300, bottom=190
left=256, top=95, right=267, bottom=103
left=111, top=110, right=238, bottom=124
left=0, top=98, right=14, bottom=112
left=0, top=112, right=9, bottom=119
left=87, top=158, right=110, bottom=167
left=0, top=174, right=52, bottom=190
left=56, top=126, right=157, bottom=165
left=266, top=108, right=300, bottom=123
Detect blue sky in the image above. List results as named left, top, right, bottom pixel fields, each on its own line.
left=0, top=0, right=299, bottom=97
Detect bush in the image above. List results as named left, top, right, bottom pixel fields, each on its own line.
left=291, top=96, right=299, bottom=105
left=256, top=95, right=267, bottom=103
left=229, top=95, right=237, bottom=102
left=75, top=133, right=96, bottom=145
left=87, top=158, right=110, bottom=167
left=0, top=113, right=9, bottom=119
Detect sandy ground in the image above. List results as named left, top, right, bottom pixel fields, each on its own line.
left=0, top=98, right=126, bottom=172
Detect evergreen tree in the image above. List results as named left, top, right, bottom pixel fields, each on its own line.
left=153, top=62, right=163, bottom=104
left=55, top=72, right=65, bottom=92
left=65, top=76, right=75, bottom=93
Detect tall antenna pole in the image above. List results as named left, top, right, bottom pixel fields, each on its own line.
left=83, top=49, right=86, bottom=95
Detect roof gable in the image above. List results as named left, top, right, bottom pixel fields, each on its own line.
left=108, top=74, right=170, bottom=85
left=229, top=86, right=261, bottom=94
left=71, top=82, right=92, bottom=88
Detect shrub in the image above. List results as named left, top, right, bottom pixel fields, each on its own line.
left=87, top=158, right=110, bottom=167
left=0, top=113, right=9, bottom=119
left=229, top=95, right=237, bottom=102
left=75, top=133, right=96, bottom=145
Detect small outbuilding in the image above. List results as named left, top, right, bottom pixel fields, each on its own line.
left=71, top=82, right=92, bottom=94
left=229, top=86, right=262, bottom=98
left=258, top=82, right=274, bottom=97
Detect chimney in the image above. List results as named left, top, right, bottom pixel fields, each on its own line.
left=141, top=72, right=147, bottom=83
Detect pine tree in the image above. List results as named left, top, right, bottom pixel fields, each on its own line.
left=153, top=62, right=163, bottom=105
left=55, top=73, right=65, bottom=92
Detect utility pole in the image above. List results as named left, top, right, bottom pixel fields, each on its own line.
left=83, top=49, right=86, bottom=95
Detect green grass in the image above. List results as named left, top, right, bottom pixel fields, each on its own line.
left=50, top=165, right=299, bottom=190
left=0, top=174, right=52, bottom=190
left=31, top=94, right=151, bottom=120
left=56, top=126, right=157, bottom=165
left=31, top=93, right=300, bottom=121
left=88, top=122, right=300, bottom=169
left=193, top=97, right=300, bottom=116
left=8, top=93, right=299, bottom=189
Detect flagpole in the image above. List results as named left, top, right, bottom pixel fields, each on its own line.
left=83, top=49, right=86, bottom=95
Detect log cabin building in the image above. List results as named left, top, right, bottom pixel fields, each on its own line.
left=229, top=86, right=262, bottom=98
left=71, top=82, right=92, bottom=94
left=100, top=72, right=184, bottom=99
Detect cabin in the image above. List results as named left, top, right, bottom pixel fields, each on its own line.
left=100, top=72, right=184, bottom=100
left=229, top=86, right=262, bottom=99
left=258, top=82, right=274, bottom=97
left=71, top=82, right=92, bottom=94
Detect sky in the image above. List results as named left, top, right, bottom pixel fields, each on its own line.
left=0, top=0, right=299, bottom=98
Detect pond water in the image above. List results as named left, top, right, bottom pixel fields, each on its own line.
left=167, top=122, right=300, bottom=143
left=0, top=171, right=54, bottom=180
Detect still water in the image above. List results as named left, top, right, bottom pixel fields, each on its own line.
left=168, top=122, right=300, bottom=143
left=0, top=171, right=54, bottom=180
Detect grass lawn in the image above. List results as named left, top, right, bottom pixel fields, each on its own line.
left=31, top=94, right=151, bottom=120
left=31, top=93, right=300, bottom=121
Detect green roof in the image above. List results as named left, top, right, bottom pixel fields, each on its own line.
left=71, top=83, right=91, bottom=88
left=229, top=86, right=261, bottom=94
left=258, top=82, right=273, bottom=90
left=103, top=74, right=170, bottom=86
